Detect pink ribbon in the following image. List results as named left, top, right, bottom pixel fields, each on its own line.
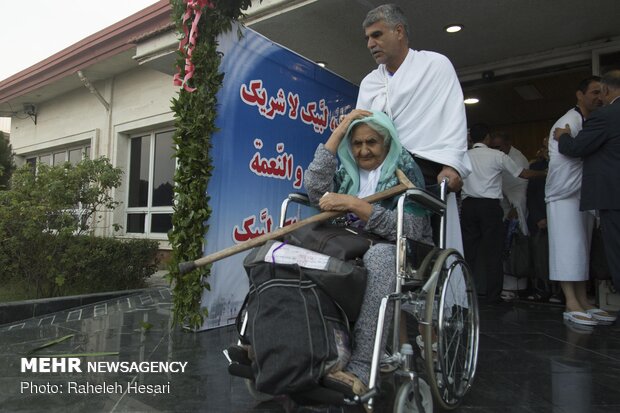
left=173, top=0, right=214, bottom=92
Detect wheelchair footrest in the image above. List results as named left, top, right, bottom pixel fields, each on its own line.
left=228, top=365, right=348, bottom=406
left=228, top=363, right=254, bottom=380
left=290, top=386, right=348, bottom=406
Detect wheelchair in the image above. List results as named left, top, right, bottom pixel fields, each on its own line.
left=225, top=180, right=479, bottom=412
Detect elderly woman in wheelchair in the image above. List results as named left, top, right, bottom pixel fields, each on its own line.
left=229, top=110, right=478, bottom=412
left=303, top=109, right=432, bottom=397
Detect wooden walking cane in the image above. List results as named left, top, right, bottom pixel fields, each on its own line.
left=178, top=169, right=415, bottom=274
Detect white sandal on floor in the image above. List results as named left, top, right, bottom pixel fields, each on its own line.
left=563, top=311, right=598, bottom=326
left=586, top=308, right=617, bottom=322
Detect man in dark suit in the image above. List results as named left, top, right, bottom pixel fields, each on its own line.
left=553, top=69, right=620, bottom=291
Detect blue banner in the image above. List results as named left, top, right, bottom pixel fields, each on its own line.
left=198, top=24, right=358, bottom=330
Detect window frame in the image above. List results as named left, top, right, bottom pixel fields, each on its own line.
left=124, top=127, right=176, bottom=239
left=25, top=145, right=91, bottom=168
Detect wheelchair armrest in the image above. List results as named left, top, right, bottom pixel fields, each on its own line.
left=279, top=192, right=315, bottom=228
left=286, top=192, right=312, bottom=207
left=403, top=188, right=446, bottom=216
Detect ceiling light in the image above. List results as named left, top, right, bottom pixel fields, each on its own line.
left=464, top=98, right=479, bottom=105
left=445, top=24, right=463, bottom=33
left=316, top=61, right=327, bottom=68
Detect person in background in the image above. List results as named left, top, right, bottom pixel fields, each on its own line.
left=490, top=132, right=530, bottom=235
left=553, top=70, right=620, bottom=324
left=525, top=136, right=558, bottom=302
left=461, top=124, right=545, bottom=303
left=546, top=76, right=610, bottom=326
left=490, top=132, right=530, bottom=300
left=528, top=136, right=549, bottom=236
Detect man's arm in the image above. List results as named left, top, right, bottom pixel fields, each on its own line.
left=502, top=153, right=545, bottom=180
left=553, top=111, right=607, bottom=158
left=518, top=169, right=546, bottom=180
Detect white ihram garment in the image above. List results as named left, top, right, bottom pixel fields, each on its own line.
left=357, top=49, right=470, bottom=177
left=546, top=107, right=593, bottom=281
left=500, top=146, right=530, bottom=236
left=357, top=49, right=469, bottom=308
left=547, top=197, right=594, bottom=281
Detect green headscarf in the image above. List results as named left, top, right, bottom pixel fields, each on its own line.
left=334, top=110, right=426, bottom=214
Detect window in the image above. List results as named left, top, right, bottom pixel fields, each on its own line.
left=126, top=129, right=175, bottom=236
left=53, top=152, right=66, bottom=165
left=26, top=145, right=90, bottom=168
left=23, top=144, right=92, bottom=233
left=69, top=149, right=82, bottom=165
left=39, top=154, right=51, bottom=166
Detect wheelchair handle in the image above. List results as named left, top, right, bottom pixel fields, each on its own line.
left=439, top=177, right=449, bottom=249
left=439, top=177, right=449, bottom=202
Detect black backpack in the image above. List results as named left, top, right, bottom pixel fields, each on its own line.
left=241, top=241, right=357, bottom=395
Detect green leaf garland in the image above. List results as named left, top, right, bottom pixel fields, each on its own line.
left=168, top=0, right=256, bottom=330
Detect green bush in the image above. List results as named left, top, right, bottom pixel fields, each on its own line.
left=0, top=157, right=159, bottom=300
left=61, top=236, right=160, bottom=294
left=0, top=234, right=159, bottom=298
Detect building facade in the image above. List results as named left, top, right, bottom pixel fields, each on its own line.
left=0, top=1, right=178, bottom=249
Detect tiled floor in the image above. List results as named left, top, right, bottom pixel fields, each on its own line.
left=1, top=288, right=619, bottom=412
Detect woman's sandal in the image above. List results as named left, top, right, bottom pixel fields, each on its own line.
left=322, top=370, right=368, bottom=398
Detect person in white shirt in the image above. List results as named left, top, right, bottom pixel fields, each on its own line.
left=489, top=132, right=531, bottom=297
left=547, top=76, right=615, bottom=326
left=490, top=132, right=530, bottom=235
left=462, top=124, right=544, bottom=303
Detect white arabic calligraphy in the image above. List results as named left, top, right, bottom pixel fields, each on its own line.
left=239, top=79, right=350, bottom=134
left=249, top=139, right=303, bottom=188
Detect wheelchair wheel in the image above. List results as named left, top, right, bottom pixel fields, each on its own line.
left=412, top=246, right=442, bottom=282
left=423, top=248, right=479, bottom=410
left=393, top=378, right=433, bottom=413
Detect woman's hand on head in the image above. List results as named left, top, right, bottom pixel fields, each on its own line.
left=324, top=109, right=373, bottom=154
left=338, top=109, right=373, bottom=130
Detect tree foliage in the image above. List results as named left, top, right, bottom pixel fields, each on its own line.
left=0, top=131, right=15, bottom=190
left=0, top=157, right=128, bottom=297
left=6, top=157, right=122, bottom=235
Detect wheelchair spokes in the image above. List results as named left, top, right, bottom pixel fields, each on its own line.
left=425, top=249, right=479, bottom=410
